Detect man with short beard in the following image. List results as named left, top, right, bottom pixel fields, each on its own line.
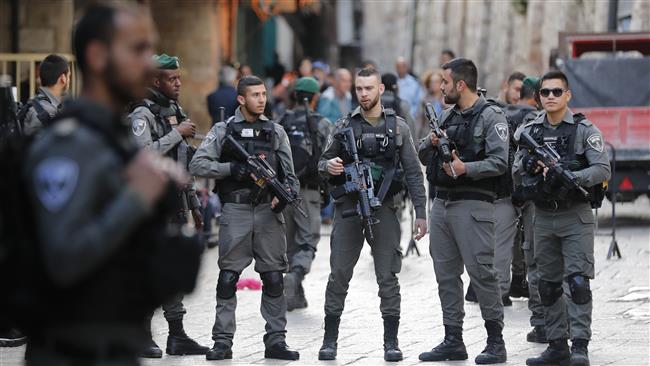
left=190, top=75, right=300, bottom=362
left=318, top=68, right=428, bottom=362
left=22, top=3, right=197, bottom=365
left=418, top=58, right=508, bottom=364
left=128, top=54, right=208, bottom=358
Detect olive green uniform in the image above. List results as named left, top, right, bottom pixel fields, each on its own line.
left=189, top=107, right=298, bottom=348
left=418, top=97, right=508, bottom=329
left=513, top=109, right=610, bottom=342
left=319, top=107, right=427, bottom=318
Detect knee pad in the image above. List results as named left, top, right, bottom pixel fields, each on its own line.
left=261, top=271, right=284, bottom=298
left=216, top=270, right=239, bottom=299
left=538, top=279, right=563, bottom=306
left=567, top=273, right=592, bottom=305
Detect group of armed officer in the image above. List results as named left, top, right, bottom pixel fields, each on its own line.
left=19, top=46, right=609, bottom=365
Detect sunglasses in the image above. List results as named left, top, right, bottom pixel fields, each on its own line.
left=540, top=88, right=567, bottom=98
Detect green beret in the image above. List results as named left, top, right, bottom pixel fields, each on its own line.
left=523, top=76, right=539, bottom=89
left=153, top=54, right=180, bottom=70
left=294, top=77, right=319, bottom=94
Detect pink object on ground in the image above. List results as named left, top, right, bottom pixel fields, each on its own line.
left=236, top=278, right=262, bottom=290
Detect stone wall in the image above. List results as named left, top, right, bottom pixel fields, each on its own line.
left=361, top=0, right=647, bottom=95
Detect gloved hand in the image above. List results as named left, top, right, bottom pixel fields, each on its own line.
left=523, top=155, right=542, bottom=175
left=230, top=162, right=251, bottom=181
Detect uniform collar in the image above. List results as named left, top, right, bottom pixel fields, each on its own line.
left=350, top=105, right=387, bottom=119
left=542, top=108, right=575, bottom=125
left=232, top=106, right=269, bottom=123
left=451, top=96, right=487, bottom=118
left=147, top=88, right=172, bottom=107
left=38, top=87, right=60, bottom=106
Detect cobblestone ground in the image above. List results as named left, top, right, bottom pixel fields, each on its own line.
left=1, top=198, right=648, bottom=366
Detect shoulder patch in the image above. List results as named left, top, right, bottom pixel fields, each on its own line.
left=200, top=131, right=217, bottom=148
left=33, top=157, right=79, bottom=212
left=132, top=118, right=147, bottom=136
left=494, top=122, right=509, bottom=142
left=586, top=133, right=604, bottom=153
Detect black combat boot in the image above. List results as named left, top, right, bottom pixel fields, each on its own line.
left=383, top=316, right=403, bottom=362
left=509, top=274, right=529, bottom=298
left=570, top=339, right=590, bottom=366
left=502, top=294, right=512, bottom=307
left=526, top=339, right=571, bottom=366
left=318, top=314, right=340, bottom=360
left=0, top=328, right=27, bottom=347
left=527, top=325, right=548, bottom=343
left=264, top=341, right=300, bottom=360
left=419, top=325, right=468, bottom=361
left=140, top=319, right=162, bottom=358
left=285, top=266, right=307, bottom=311
left=166, top=319, right=209, bottom=355
left=465, top=283, right=478, bottom=303
left=206, top=342, right=232, bottom=360
left=475, top=320, right=507, bottom=364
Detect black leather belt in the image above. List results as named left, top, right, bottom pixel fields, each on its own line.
left=221, top=191, right=272, bottom=205
left=534, top=200, right=574, bottom=212
left=436, top=191, right=495, bottom=203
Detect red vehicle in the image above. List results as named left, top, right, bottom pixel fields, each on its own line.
left=559, top=32, right=650, bottom=202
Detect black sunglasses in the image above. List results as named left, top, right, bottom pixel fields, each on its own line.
left=539, top=88, right=566, bottom=98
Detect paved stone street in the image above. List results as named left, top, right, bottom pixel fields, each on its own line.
left=1, top=198, right=649, bottom=366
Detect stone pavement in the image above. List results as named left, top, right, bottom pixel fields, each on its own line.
left=1, top=198, right=648, bottom=365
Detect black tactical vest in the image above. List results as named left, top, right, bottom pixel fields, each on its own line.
left=529, top=114, right=590, bottom=202
left=278, top=108, right=321, bottom=184
left=218, top=118, right=279, bottom=198
left=430, top=101, right=500, bottom=193
left=346, top=109, right=404, bottom=199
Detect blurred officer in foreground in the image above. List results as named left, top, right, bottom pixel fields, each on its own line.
left=418, top=58, right=508, bottom=364
left=278, top=77, right=332, bottom=311
left=516, top=70, right=610, bottom=366
left=318, top=68, right=427, bottom=362
left=190, top=75, right=300, bottom=361
left=128, top=53, right=208, bottom=358
left=18, top=54, right=69, bottom=136
left=19, top=3, right=203, bottom=366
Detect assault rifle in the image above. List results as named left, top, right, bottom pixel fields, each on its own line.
left=519, top=131, right=590, bottom=199
left=225, top=135, right=308, bottom=217
left=330, top=127, right=381, bottom=242
left=425, top=103, right=457, bottom=179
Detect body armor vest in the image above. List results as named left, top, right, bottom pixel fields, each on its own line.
left=278, top=109, right=321, bottom=185
left=430, top=103, right=500, bottom=193
left=218, top=118, right=279, bottom=198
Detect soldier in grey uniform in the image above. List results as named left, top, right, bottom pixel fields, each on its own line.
left=517, top=71, right=610, bottom=366
left=509, top=76, right=548, bottom=343
left=277, top=77, right=332, bottom=311
left=318, top=68, right=428, bottom=362
left=189, top=75, right=300, bottom=361
left=19, top=54, right=69, bottom=136
left=418, top=58, right=508, bottom=364
left=128, top=54, right=208, bottom=358
left=22, top=4, right=198, bottom=365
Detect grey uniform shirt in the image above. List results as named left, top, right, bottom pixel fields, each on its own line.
left=189, top=107, right=299, bottom=194
left=512, top=108, right=611, bottom=187
left=128, top=98, right=199, bottom=211
left=318, top=106, right=427, bottom=219
left=418, top=97, right=509, bottom=188
left=25, top=101, right=150, bottom=287
left=23, top=87, right=61, bottom=136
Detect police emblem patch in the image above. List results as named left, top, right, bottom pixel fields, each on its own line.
left=495, top=123, right=508, bottom=142
left=34, top=157, right=79, bottom=213
left=201, top=131, right=217, bottom=147
left=132, top=119, right=147, bottom=136
left=587, top=133, right=604, bottom=152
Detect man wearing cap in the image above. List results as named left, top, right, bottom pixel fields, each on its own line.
left=128, top=53, right=208, bottom=358
left=278, top=77, right=332, bottom=311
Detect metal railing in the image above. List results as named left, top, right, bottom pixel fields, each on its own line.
left=0, top=53, right=80, bottom=102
